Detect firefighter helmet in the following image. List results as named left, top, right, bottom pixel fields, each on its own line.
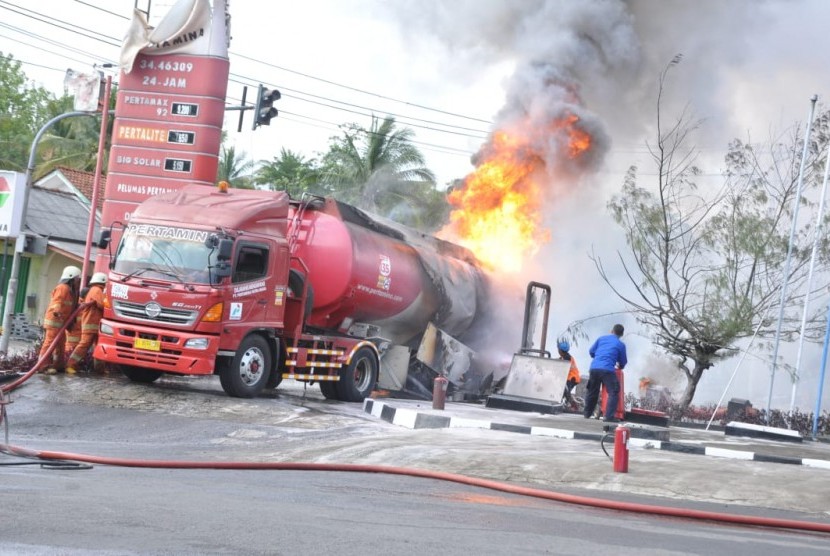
left=60, top=265, right=82, bottom=281
left=89, top=272, right=107, bottom=285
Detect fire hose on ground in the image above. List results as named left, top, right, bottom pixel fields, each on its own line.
left=1, top=319, right=829, bottom=535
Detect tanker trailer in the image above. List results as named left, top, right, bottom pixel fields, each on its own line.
left=94, top=184, right=492, bottom=400
left=295, top=200, right=485, bottom=344
left=289, top=197, right=493, bottom=398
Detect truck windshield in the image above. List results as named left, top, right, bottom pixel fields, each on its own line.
left=113, top=224, right=218, bottom=285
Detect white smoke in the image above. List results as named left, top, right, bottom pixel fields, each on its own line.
left=382, top=0, right=830, bottom=409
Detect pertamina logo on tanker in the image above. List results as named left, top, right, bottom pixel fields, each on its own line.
left=377, top=254, right=392, bottom=291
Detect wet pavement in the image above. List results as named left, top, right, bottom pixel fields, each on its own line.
left=2, top=341, right=830, bottom=520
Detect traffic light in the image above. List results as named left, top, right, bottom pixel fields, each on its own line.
left=252, top=84, right=281, bottom=130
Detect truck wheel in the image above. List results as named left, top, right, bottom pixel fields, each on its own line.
left=265, top=369, right=283, bottom=389
left=319, top=380, right=339, bottom=400
left=220, top=335, right=271, bottom=398
left=120, top=365, right=162, bottom=383
left=336, top=346, right=378, bottom=402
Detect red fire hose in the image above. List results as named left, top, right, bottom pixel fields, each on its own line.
left=1, top=316, right=828, bottom=535
left=0, top=442, right=828, bottom=535
left=1, top=301, right=91, bottom=394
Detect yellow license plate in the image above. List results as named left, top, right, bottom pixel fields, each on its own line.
left=134, top=338, right=161, bottom=351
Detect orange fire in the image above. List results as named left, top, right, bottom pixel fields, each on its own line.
left=441, top=113, right=592, bottom=272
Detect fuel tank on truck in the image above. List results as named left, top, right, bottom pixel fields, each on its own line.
left=291, top=199, right=489, bottom=346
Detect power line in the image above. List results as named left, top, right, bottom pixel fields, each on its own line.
left=3, top=1, right=493, bottom=143
left=228, top=76, right=488, bottom=140
left=254, top=78, right=490, bottom=135
left=72, top=0, right=494, bottom=127
left=0, top=27, right=107, bottom=69
left=231, top=51, right=494, bottom=126
left=5, top=56, right=66, bottom=73
left=0, top=1, right=122, bottom=48
left=225, top=91, right=476, bottom=158
left=72, top=0, right=129, bottom=20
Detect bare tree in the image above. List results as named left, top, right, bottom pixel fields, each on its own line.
left=592, top=58, right=830, bottom=415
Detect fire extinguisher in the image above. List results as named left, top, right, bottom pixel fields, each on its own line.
left=432, top=375, right=449, bottom=410
left=613, top=424, right=629, bottom=473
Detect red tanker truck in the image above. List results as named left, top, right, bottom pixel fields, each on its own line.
left=93, top=183, right=489, bottom=400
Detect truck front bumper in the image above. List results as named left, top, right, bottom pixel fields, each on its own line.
left=94, top=319, right=219, bottom=375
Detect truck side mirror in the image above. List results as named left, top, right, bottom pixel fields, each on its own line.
left=213, top=262, right=232, bottom=278
left=96, top=229, right=111, bottom=249
left=217, top=239, right=233, bottom=261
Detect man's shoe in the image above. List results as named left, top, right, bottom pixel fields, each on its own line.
left=604, top=417, right=623, bottom=423
left=43, top=367, right=57, bottom=375
left=65, top=367, right=77, bottom=375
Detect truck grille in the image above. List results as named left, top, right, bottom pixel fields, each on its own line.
left=113, top=300, right=197, bottom=326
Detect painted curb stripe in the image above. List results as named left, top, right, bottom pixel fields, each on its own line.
left=362, top=402, right=829, bottom=469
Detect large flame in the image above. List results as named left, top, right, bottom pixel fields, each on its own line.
left=441, top=113, right=593, bottom=272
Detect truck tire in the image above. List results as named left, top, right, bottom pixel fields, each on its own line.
left=265, top=368, right=283, bottom=389
left=319, top=380, right=339, bottom=400
left=336, top=346, right=378, bottom=402
left=120, top=365, right=162, bottom=384
left=220, top=335, right=272, bottom=398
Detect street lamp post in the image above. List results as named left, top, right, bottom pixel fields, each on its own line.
left=0, top=111, right=93, bottom=354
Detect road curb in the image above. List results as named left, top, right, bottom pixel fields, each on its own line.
left=364, top=399, right=830, bottom=470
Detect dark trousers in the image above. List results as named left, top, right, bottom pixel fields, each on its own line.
left=583, top=369, right=620, bottom=419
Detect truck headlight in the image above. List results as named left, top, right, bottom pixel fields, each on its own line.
left=184, top=338, right=210, bottom=350
left=99, top=323, right=113, bottom=335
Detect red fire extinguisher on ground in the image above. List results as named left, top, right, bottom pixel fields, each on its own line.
left=613, top=424, right=630, bottom=473
left=432, top=375, right=448, bottom=410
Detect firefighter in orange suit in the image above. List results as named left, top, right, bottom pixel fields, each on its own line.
left=39, top=265, right=81, bottom=375
left=558, top=341, right=581, bottom=408
left=65, top=279, right=91, bottom=356
left=67, top=272, right=107, bottom=373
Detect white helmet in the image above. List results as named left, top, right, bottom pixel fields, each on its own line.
left=89, top=272, right=107, bottom=285
left=60, top=265, right=82, bottom=281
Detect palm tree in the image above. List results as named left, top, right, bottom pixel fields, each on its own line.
left=321, top=115, right=436, bottom=212
left=37, top=94, right=114, bottom=175
left=217, top=144, right=256, bottom=188
left=255, top=148, right=321, bottom=198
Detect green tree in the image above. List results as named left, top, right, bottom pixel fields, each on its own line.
left=255, top=148, right=321, bottom=198
left=217, top=144, right=255, bottom=188
left=37, top=91, right=116, bottom=175
left=592, top=60, right=830, bottom=416
left=0, top=52, right=53, bottom=171
left=320, top=115, right=438, bottom=223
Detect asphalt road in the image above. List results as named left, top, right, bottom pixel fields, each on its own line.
left=1, top=371, right=829, bottom=554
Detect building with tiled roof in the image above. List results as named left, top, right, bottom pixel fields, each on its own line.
left=0, top=167, right=102, bottom=332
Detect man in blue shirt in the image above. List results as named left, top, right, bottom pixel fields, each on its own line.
left=584, top=324, right=628, bottom=422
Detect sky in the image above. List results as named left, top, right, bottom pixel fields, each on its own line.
left=3, top=0, right=830, bottom=412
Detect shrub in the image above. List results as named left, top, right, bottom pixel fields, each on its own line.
left=625, top=392, right=830, bottom=438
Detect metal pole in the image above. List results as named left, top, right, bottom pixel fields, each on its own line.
left=765, top=95, right=818, bottom=420
left=812, top=305, right=830, bottom=439
left=791, top=134, right=830, bottom=412
left=81, top=75, right=112, bottom=288
left=0, top=111, right=93, bottom=354
left=0, top=237, right=8, bottom=316
left=706, top=306, right=769, bottom=430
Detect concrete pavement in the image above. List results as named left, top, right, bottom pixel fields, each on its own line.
left=364, top=397, right=830, bottom=469
left=4, top=344, right=830, bottom=518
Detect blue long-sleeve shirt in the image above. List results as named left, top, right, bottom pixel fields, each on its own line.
left=589, top=334, right=627, bottom=372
